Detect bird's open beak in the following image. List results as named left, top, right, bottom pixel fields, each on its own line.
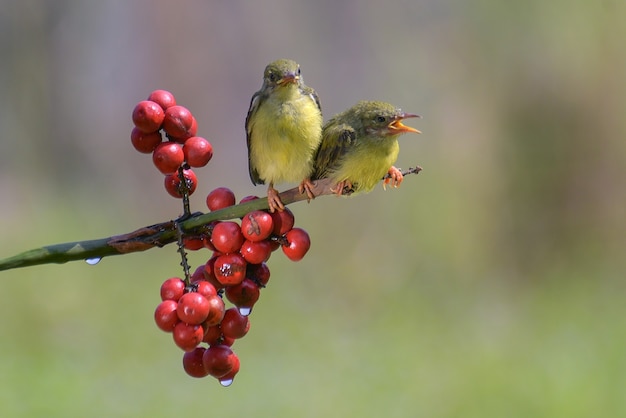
left=388, top=113, right=421, bottom=134
left=278, top=73, right=299, bottom=85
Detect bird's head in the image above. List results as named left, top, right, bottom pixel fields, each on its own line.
left=350, top=101, right=421, bottom=138
left=262, top=59, right=302, bottom=90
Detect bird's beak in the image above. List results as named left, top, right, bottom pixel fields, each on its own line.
left=388, top=113, right=421, bottom=134
left=278, top=73, right=299, bottom=85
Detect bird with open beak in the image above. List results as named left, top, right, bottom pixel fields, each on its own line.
left=313, top=101, right=421, bottom=195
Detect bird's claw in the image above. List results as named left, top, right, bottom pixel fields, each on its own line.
left=298, top=179, right=316, bottom=203
left=330, top=180, right=353, bottom=196
left=383, top=166, right=404, bottom=190
left=267, top=186, right=285, bottom=213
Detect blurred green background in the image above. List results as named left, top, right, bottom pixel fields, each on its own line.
left=1, top=1, right=625, bottom=417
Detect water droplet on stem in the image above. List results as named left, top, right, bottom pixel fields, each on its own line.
left=85, top=257, right=102, bottom=265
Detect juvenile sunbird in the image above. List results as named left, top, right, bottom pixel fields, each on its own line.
left=313, top=101, right=420, bottom=195
left=245, top=59, right=323, bottom=212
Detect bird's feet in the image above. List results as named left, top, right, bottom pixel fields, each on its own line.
left=330, top=180, right=354, bottom=196
left=298, top=178, right=316, bottom=202
left=267, top=185, right=285, bottom=213
left=383, top=166, right=404, bottom=190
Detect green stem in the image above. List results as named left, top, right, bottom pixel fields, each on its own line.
left=0, top=168, right=421, bottom=272
left=0, top=179, right=329, bottom=271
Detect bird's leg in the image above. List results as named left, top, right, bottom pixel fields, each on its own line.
left=330, top=180, right=353, bottom=196
left=298, top=178, right=316, bottom=202
left=267, top=183, right=285, bottom=213
left=383, top=166, right=404, bottom=190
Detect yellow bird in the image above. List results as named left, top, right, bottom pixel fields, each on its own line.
left=313, top=101, right=420, bottom=195
left=245, top=59, right=323, bottom=212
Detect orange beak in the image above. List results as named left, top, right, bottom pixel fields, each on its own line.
left=278, top=73, right=299, bottom=85
left=388, top=113, right=421, bottom=134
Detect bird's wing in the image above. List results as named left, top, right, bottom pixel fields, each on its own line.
left=313, top=123, right=356, bottom=180
left=245, top=90, right=264, bottom=185
left=303, top=85, right=322, bottom=113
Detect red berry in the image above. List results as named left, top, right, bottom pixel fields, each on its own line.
left=173, top=322, right=205, bottom=352
left=164, top=168, right=197, bottom=198
left=270, top=206, right=295, bottom=235
left=202, top=325, right=222, bottom=345
left=214, top=253, right=247, bottom=286
left=203, top=255, right=225, bottom=290
left=239, top=195, right=259, bottom=204
left=221, top=335, right=236, bottom=347
left=206, top=187, right=236, bottom=211
left=190, top=264, right=207, bottom=283
left=183, top=136, right=213, bottom=167
left=183, top=236, right=204, bottom=251
left=240, top=239, right=272, bottom=264
left=241, top=210, right=274, bottom=242
left=204, top=294, right=226, bottom=326
left=160, top=277, right=186, bottom=301
left=203, top=325, right=235, bottom=347
left=202, top=237, right=216, bottom=252
left=182, top=347, right=209, bottom=378
left=152, top=142, right=184, bottom=174
left=147, top=89, right=177, bottom=111
left=132, top=100, right=164, bottom=133
left=247, top=262, right=270, bottom=287
left=163, top=105, right=194, bottom=139
left=281, top=228, right=311, bottom=261
left=211, top=221, right=245, bottom=254
left=177, top=292, right=210, bottom=325
left=268, top=239, right=281, bottom=253
left=189, top=117, right=198, bottom=136
left=194, top=280, right=217, bottom=299
left=170, top=116, right=198, bottom=143
left=131, top=127, right=162, bottom=153
left=199, top=221, right=218, bottom=251
left=225, top=278, right=260, bottom=312
left=221, top=308, right=250, bottom=339
left=154, top=300, right=179, bottom=332
left=202, top=344, right=238, bottom=378
left=218, top=354, right=240, bottom=386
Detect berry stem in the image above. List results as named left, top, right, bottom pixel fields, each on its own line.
left=177, top=166, right=192, bottom=217
left=175, top=221, right=192, bottom=284
left=0, top=168, right=421, bottom=271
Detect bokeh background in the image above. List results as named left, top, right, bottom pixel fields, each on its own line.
left=1, top=1, right=625, bottom=417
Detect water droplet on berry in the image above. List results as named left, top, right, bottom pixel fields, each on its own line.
left=238, top=307, right=252, bottom=316
left=85, top=257, right=102, bottom=265
left=219, top=378, right=234, bottom=387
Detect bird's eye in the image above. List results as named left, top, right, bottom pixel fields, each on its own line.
left=376, top=116, right=386, bottom=123
left=268, top=73, right=278, bottom=82
left=297, top=67, right=301, bottom=75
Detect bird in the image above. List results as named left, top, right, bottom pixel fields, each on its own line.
left=312, top=101, right=420, bottom=195
left=245, top=59, right=323, bottom=212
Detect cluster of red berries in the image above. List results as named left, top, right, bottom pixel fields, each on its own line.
left=131, top=91, right=311, bottom=385
left=131, top=90, right=213, bottom=198
left=154, top=187, right=310, bottom=385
